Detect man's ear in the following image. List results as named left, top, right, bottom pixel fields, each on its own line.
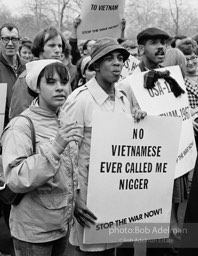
left=138, top=45, right=145, bottom=56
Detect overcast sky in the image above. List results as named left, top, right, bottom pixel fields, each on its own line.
left=2, top=0, right=25, bottom=14
left=2, top=0, right=198, bottom=15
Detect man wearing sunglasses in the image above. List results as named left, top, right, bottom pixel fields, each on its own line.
left=0, top=23, right=26, bottom=127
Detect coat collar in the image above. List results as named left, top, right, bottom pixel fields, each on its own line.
left=86, top=77, right=125, bottom=105
left=29, top=98, right=60, bottom=118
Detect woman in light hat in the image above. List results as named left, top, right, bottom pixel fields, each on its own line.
left=1, top=59, right=83, bottom=256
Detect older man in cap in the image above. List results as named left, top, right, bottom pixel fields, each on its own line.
left=60, top=37, right=146, bottom=256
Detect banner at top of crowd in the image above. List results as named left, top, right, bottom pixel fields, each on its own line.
left=77, top=0, right=125, bottom=40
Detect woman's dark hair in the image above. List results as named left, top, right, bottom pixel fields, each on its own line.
left=32, top=26, right=66, bottom=58
left=27, top=87, right=38, bottom=98
left=27, top=62, right=69, bottom=101
left=37, top=62, right=70, bottom=88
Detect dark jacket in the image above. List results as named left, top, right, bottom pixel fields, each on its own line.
left=9, top=70, right=35, bottom=120
left=178, top=156, right=198, bottom=255
left=69, top=38, right=81, bottom=66
left=0, top=53, right=26, bottom=126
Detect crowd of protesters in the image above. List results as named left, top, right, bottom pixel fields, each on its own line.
left=0, top=13, right=198, bottom=256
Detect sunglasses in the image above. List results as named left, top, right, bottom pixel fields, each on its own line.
left=1, top=37, right=20, bottom=44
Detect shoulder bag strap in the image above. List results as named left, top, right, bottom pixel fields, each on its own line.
left=18, top=115, right=36, bottom=154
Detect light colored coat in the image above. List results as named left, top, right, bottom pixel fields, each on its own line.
left=2, top=100, right=78, bottom=243
left=61, top=77, right=131, bottom=251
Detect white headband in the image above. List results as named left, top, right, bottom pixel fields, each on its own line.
left=26, top=59, right=62, bottom=92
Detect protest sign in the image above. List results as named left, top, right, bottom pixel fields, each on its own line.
left=77, top=0, right=125, bottom=40
left=83, top=112, right=182, bottom=244
left=126, top=65, right=197, bottom=178
left=0, top=84, right=7, bottom=135
left=120, top=54, right=140, bottom=80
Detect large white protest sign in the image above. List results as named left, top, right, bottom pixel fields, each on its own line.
left=120, top=54, right=140, bottom=80
left=126, top=65, right=197, bottom=178
left=77, top=0, right=125, bottom=40
left=83, top=112, right=182, bottom=244
left=0, top=84, right=7, bottom=135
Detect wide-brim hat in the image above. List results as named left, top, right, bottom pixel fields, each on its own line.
left=88, top=37, right=130, bottom=71
left=26, top=59, right=62, bottom=92
left=137, top=27, right=170, bottom=44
